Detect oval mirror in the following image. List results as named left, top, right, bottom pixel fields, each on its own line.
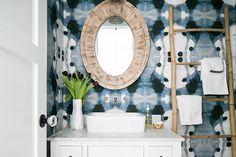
left=80, top=0, right=150, bottom=89
left=95, top=16, right=134, bottom=76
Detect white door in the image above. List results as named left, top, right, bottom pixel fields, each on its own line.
left=0, top=0, right=47, bottom=157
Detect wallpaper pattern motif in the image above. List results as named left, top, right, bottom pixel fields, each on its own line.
left=47, top=0, right=236, bottom=156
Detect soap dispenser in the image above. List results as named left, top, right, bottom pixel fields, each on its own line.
left=145, top=104, right=152, bottom=128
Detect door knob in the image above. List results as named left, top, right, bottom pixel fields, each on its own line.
left=39, top=114, right=57, bottom=128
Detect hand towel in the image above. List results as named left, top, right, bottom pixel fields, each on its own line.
left=201, top=57, right=228, bottom=95
left=208, top=57, right=224, bottom=73
left=177, top=95, right=202, bottom=125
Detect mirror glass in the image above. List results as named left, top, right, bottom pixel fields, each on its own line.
left=95, top=16, right=134, bottom=76
left=80, top=0, right=150, bottom=89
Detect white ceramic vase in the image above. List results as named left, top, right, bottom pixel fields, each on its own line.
left=70, top=99, right=83, bottom=130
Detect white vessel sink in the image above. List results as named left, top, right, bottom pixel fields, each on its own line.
left=86, top=112, right=145, bottom=133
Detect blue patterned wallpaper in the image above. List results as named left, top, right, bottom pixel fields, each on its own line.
left=47, top=0, right=236, bottom=156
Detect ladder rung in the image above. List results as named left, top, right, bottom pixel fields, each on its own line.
left=176, top=62, right=201, bottom=65
left=182, top=135, right=234, bottom=139
left=174, top=28, right=225, bottom=33
left=202, top=97, right=229, bottom=101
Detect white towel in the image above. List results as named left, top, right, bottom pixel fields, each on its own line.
left=177, top=95, right=202, bottom=125
left=201, top=57, right=228, bottom=95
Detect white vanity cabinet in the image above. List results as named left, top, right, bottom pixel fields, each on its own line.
left=48, top=128, right=183, bottom=157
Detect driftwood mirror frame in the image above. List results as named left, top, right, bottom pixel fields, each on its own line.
left=80, top=0, right=150, bottom=90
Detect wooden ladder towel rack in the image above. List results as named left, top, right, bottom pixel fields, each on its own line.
left=168, top=6, right=236, bottom=157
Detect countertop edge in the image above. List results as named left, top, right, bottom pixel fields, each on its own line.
left=47, top=127, right=185, bottom=142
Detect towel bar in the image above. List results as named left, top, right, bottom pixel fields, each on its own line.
left=182, top=135, right=235, bottom=139
left=174, top=28, right=225, bottom=33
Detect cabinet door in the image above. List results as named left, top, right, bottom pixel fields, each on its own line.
left=149, top=146, right=172, bottom=157
left=88, top=146, right=144, bottom=157
left=60, top=146, right=82, bottom=157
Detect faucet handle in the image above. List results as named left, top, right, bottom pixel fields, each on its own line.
left=123, top=96, right=128, bottom=102
left=113, top=96, right=118, bottom=102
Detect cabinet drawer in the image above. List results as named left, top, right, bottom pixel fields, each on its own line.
left=88, top=146, right=144, bottom=157
left=149, top=146, right=172, bottom=157
left=59, top=146, right=82, bottom=157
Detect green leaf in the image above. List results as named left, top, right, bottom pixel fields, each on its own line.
left=65, top=93, right=73, bottom=102
left=74, top=79, right=83, bottom=99
left=70, top=78, right=76, bottom=91
left=63, top=77, right=71, bottom=88
left=78, top=78, right=87, bottom=99
left=84, top=83, right=94, bottom=97
left=75, top=72, right=79, bottom=80
left=63, top=76, right=75, bottom=98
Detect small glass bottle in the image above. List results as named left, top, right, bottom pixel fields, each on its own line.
left=145, top=104, right=152, bottom=128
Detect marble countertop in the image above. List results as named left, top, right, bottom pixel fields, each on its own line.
left=48, top=127, right=184, bottom=142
